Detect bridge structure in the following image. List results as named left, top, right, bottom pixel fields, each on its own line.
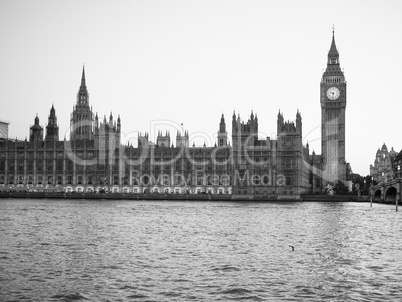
left=372, top=179, right=402, bottom=204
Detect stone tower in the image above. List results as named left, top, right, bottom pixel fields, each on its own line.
left=157, top=130, right=171, bottom=147
left=231, top=111, right=259, bottom=194
left=320, top=29, right=346, bottom=184
left=70, top=66, right=94, bottom=140
left=176, top=130, right=189, bottom=148
left=277, top=110, right=304, bottom=189
left=217, top=114, right=227, bottom=147
left=45, top=104, right=59, bottom=141
left=232, top=111, right=258, bottom=150
left=29, top=115, right=43, bottom=142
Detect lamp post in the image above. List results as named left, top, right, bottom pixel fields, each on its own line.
left=396, top=179, right=400, bottom=212
left=363, top=179, right=366, bottom=195
left=370, top=176, right=373, bottom=208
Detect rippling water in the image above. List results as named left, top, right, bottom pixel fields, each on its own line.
left=1, top=199, right=401, bottom=301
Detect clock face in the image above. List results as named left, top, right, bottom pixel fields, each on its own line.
left=326, top=87, right=340, bottom=100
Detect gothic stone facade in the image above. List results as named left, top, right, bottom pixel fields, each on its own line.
left=0, top=32, right=346, bottom=195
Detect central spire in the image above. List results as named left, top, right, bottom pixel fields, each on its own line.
left=50, top=104, right=56, bottom=117
left=71, top=66, right=94, bottom=140
left=77, top=65, right=89, bottom=106
left=81, top=65, right=86, bottom=88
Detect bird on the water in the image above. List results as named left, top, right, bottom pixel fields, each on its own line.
left=289, top=245, right=294, bottom=251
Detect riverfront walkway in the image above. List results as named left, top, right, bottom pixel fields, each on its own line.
left=0, top=191, right=365, bottom=202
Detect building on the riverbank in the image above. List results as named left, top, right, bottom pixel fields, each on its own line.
left=370, top=143, right=398, bottom=184
left=393, top=150, right=402, bottom=180
left=370, top=143, right=401, bottom=203
left=0, top=69, right=310, bottom=195
left=0, top=31, right=347, bottom=195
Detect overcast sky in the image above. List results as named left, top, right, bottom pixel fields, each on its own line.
left=1, top=0, right=401, bottom=176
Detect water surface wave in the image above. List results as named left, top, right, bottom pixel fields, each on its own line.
left=1, top=199, right=401, bottom=301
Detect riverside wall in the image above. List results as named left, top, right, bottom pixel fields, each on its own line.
left=0, top=191, right=369, bottom=202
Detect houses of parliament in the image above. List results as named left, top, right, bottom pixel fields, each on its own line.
left=0, top=32, right=347, bottom=196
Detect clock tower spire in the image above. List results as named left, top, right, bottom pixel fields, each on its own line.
left=320, top=29, right=347, bottom=184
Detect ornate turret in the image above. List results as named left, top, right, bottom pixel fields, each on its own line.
left=157, top=130, right=171, bottom=147
left=231, top=111, right=259, bottom=149
left=218, top=114, right=227, bottom=147
left=232, top=110, right=237, bottom=133
left=219, top=114, right=226, bottom=133
left=96, top=111, right=121, bottom=147
left=45, top=104, right=59, bottom=141
left=296, top=109, right=302, bottom=136
left=277, top=110, right=284, bottom=134
left=176, top=130, right=189, bottom=148
left=277, top=111, right=302, bottom=136
left=94, top=113, right=99, bottom=133
left=30, top=114, right=43, bottom=142
left=138, top=132, right=149, bottom=148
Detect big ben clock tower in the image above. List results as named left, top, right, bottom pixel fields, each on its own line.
left=321, top=29, right=346, bottom=184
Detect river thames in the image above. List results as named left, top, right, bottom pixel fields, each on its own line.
left=0, top=199, right=401, bottom=301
